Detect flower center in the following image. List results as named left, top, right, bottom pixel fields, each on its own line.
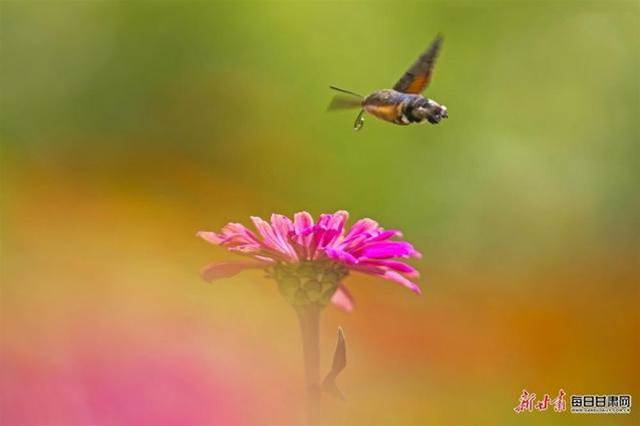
left=270, top=260, right=348, bottom=308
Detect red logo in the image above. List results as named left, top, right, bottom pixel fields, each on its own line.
left=514, top=389, right=566, bottom=413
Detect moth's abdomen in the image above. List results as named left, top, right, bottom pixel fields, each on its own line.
left=363, top=103, right=404, bottom=124
left=361, top=89, right=447, bottom=127
left=363, top=90, right=413, bottom=125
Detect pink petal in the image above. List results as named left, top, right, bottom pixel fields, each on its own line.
left=271, top=214, right=294, bottom=238
left=311, top=211, right=349, bottom=254
left=200, top=260, right=269, bottom=283
left=292, top=212, right=314, bottom=259
left=293, top=211, right=314, bottom=235
left=359, top=259, right=419, bottom=277
left=323, top=211, right=350, bottom=248
left=331, top=284, right=354, bottom=312
left=369, top=229, right=403, bottom=242
left=226, top=245, right=262, bottom=254
left=318, top=229, right=341, bottom=250
left=328, top=210, right=349, bottom=232
left=214, top=223, right=263, bottom=252
left=270, top=214, right=298, bottom=260
left=357, top=241, right=419, bottom=259
left=380, top=270, right=422, bottom=294
left=221, top=222, right=255, bottom=237
left=312, top=215, right=331, bottom=252
left=251, top=216, right=297, bottom=261
left=337, top=232, right=373, bottom=252
left=308, top=219, right=338, bottom=258
left=325, top=247, right=358, bottom=264
left=351, top=266, right=422, bottom=294
left=196, top=231, right=223, bottom=245
left=316, top=213, right=333, bottom=228
left=344, top=218, right=380, bottom=240
left=254, top=255, right=277, bottom=263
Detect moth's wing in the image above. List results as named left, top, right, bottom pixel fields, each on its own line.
left=393, top=35, right=443, bottom=94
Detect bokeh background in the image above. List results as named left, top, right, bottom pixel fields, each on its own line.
left=1, top=1, right=638, bottom=425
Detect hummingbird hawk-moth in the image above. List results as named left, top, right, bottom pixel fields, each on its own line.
left=328, top=34, right=448, bottom=131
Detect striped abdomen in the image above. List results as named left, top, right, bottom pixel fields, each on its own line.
left=363, top=89, right=447, bottom=125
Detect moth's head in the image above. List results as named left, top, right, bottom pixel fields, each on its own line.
left=414, top=99, right=448, bottom=124
left=431, top=104, right=448, bottom=123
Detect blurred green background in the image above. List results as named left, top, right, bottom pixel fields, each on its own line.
left=1, top=1, right=638, bottom=425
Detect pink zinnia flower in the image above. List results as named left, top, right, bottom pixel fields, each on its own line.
left=197, top=210, right=421, bottom=312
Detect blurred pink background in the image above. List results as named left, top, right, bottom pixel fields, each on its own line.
left=2, top=1, right=638, bottom=425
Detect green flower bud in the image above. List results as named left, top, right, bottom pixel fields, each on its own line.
left=272, top=261, right=347, bottom=309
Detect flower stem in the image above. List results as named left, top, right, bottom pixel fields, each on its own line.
left=295, top=305, right=321, bottom=425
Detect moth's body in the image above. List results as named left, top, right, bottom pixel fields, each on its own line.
left=329, top=34, right=448, bottom=130
left=362, top=89, right=448, bottom=126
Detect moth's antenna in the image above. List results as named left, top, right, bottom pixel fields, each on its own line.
left=329, top=86, right=363, bottom=98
